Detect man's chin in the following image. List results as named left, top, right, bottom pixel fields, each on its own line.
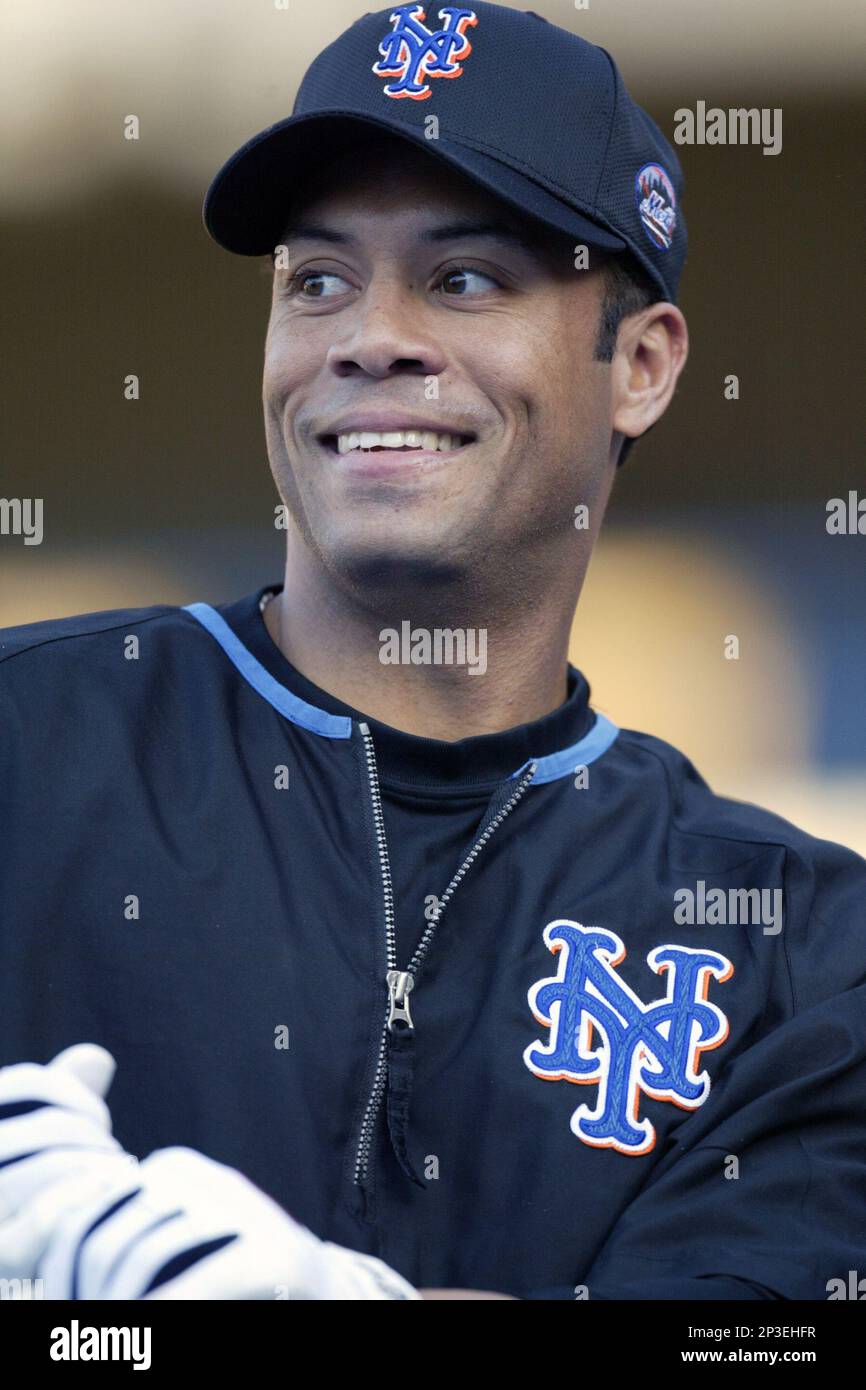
left=319, top=530, right=470, bottom=592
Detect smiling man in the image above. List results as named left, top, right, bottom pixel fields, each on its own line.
left=1, top=2, right=865, bottom=1303
left=258, top=131, right=684, bottom=740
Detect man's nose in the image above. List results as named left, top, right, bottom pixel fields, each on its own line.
left=324, top=282, right=448, bottom=380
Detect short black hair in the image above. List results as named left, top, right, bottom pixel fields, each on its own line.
left=593, top=252, right=660, bottom=466
left=593, top=253, right=659, bottom=363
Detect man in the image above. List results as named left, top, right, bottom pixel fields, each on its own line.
left=1, top=3, right=864, bottom=1301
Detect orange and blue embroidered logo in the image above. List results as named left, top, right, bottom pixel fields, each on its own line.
left=525, top=921, right=733, bottom=1156
left=372, top=5, right=478, bottom=101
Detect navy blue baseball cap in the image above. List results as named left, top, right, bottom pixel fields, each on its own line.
left=204, top=2, right=686, bottom=303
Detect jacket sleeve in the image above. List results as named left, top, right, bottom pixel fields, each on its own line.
left=544, top=839, right=866, bottom=1301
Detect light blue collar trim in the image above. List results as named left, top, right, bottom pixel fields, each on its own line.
left=510, top=712, right=620, bottom=785
left=183, top=602, right=352, bottom=739
left=183, top=601, right=620, bottom=778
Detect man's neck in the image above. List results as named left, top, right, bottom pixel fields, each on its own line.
left=263, top=553, right=578, bottom=742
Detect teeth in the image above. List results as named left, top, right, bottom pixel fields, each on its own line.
left=335, top=429, right=465, bottom=455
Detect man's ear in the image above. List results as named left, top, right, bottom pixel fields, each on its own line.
left=610, top=302, right=689, bottom=443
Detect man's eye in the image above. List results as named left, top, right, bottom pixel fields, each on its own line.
left=436, top=265, right=501, bottom=296
left=289, top=270, right=350, bottom=299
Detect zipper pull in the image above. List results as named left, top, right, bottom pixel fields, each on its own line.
left=386, top=970, right=415, bottom=1031
left=385, top=977, right=425, bottom=1189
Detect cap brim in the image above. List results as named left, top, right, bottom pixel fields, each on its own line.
left=203, top=111, right=626, bottom=257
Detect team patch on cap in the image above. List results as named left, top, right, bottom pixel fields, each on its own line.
left=372, top=4, right=478, bottom=101
left=635, top=162, right=677, bottom=251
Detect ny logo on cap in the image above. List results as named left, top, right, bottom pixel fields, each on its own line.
left=372, top=4, right=478, bottom=101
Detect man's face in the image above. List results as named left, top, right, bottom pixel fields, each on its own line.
left=263, top=136, right=617, bottom=592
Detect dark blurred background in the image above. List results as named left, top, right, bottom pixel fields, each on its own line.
left=2, top=0, right=864, bottom=848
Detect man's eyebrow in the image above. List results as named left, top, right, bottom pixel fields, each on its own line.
left=419, top=220, right=546, bottom=260
left=279, top=224, right=354, bottom=246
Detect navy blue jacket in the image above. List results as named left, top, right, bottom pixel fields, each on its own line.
left=1, top=585, right=865, bottom=1299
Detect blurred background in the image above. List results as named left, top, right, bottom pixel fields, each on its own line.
left=2, top=0, right=864, bottom=851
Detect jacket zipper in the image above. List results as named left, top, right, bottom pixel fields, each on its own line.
left=353, top=720, right=538, bottom=1188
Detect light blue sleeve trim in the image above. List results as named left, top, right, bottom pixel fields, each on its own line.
left=183, top=602, right=353, bottom=740
left=510, top=712, right=620, bottom=785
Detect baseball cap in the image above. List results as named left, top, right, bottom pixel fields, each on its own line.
left=204, top=2, right=686, bottom=304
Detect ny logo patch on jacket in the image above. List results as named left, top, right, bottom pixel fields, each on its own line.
left=524, top=920, right=733, bottom=1156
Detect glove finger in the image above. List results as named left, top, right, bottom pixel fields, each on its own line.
left=75, top=1149, right=272, bottom=1300
left=0, top=1108, right=120, bottom=1170
left=140, top=1147, right=292, bottom=1227
left=88, top=1148, right=309, bottom=1300
left=1, top=1155, right=139, bottom=1283
left=89, top=1207, right=241, bottom=1301
left=133, top=1149, right=324, bottom=1299
left=71, top=1183, right=193, bottom=1300
left=140, top=1231, right=415, bottom=1301
left=142, top=1238, right=292, bottom=1300
left=0, top=1207, right=57, bottom=1281
left=37, top=1166, right=146, bottom=1300
left=0, top=1142, right=124, bottom=1221
left=0, top=1061, right=113, bottom=1132
left=48, top=1044, right=116, bottom=1101
left=320, top=1243, right=422, bottom=1300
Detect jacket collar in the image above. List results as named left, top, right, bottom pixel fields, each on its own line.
left=185, top=586, right=618, bottom=791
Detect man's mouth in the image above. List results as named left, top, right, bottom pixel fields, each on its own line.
left=320, top=429, right=475, bottom=456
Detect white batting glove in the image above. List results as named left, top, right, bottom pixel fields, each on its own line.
left=0, top=1043, right=141, bottom=1283
left=40, top=1144, right=420, bottom=1300
left=1, top=1045, right=419, bottom=1300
